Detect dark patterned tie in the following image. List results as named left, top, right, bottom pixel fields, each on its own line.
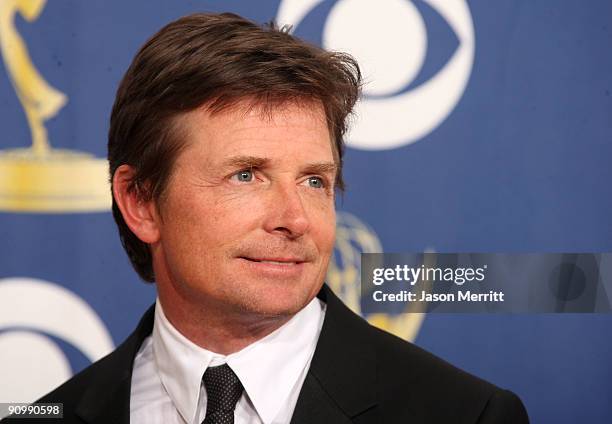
left=202, top=364, right=244, bottom=424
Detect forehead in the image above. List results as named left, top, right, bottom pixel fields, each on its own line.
left=178, top=100, right=335, bottom=161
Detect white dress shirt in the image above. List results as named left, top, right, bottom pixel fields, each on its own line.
left=130, top=297, right=326, bottom=424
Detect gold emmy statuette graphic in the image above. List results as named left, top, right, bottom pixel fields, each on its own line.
left=0, top=0, right=110, bottom=212
left=328, top=212, right=426, bottom=342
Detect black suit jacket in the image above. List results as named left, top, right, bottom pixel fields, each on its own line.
left=4, top=285, right=529, bottom=423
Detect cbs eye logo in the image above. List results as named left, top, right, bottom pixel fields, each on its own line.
left=277, top=0, right=475, bottom=150
left=0, top=278, right=114, bottom=404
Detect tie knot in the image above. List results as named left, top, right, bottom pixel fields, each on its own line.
left=202, top=364, right=243, bottom=423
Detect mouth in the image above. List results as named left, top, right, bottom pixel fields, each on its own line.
left=239, top=257, right=304, bottom=265
left=236, top=254, right=310, bottom=278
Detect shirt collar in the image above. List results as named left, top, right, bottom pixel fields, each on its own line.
left=152, top=301, right=223, bottom=424
left=153, top=297, right=326, bottom=424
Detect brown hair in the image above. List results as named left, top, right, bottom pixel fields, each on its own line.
left=108, top=12, right=361, bottom=282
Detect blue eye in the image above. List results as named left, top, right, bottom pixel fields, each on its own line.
left=234, top=170, right=253, bottom=182
left=308, top=177, right=324, bottom=188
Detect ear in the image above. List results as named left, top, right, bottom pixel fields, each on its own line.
left=112, top=164, right=161, bottom=244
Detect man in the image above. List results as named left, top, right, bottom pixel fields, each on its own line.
left=7, top=12, right=528, bottom=424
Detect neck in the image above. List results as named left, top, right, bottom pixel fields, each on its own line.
left=157, top=286, right=292, bottom=355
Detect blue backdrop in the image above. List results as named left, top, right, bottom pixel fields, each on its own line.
left=1, top=1, right=611, bottom=423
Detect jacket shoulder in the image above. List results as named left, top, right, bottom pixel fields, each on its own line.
left=5, top=307, right=156, bottom=424
left=0, top=349, right=127, bottom=424
left=362, top=322, right=528, bottom=423
left=37, top=345, right=127, bottom=403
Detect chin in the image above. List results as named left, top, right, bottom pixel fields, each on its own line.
left=230, top=280, right=320, bottom=318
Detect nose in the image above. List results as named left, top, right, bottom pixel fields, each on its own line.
left=263, top=181, right=310, bottom=239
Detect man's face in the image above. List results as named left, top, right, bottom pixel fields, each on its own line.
left=152, top=101, right=336, bottom=319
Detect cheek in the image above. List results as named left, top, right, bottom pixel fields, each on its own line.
left=209, top=191, right=267, bottom=231
left=313, top=208, right=336, bottom=253
left=168, top=190, right=262, bottom=251
left=159, top=193, right=216, bottom=256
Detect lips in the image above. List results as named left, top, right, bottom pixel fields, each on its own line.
left=240, top=257, right=305, bottom=265
left=237, top=255, right=307, bottom=278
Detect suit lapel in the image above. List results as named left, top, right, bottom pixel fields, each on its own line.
left=75, top=305, right=155, bottom=424
left=290, top=373, right=352, bottom=424
left=291, top=285, right=379, bottom=424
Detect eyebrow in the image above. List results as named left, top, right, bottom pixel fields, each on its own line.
left=302, top=162, right=338, bottom=176
left=221, top=155, right=269, bottom=169
left=220, top=155, right=337, bottom=176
